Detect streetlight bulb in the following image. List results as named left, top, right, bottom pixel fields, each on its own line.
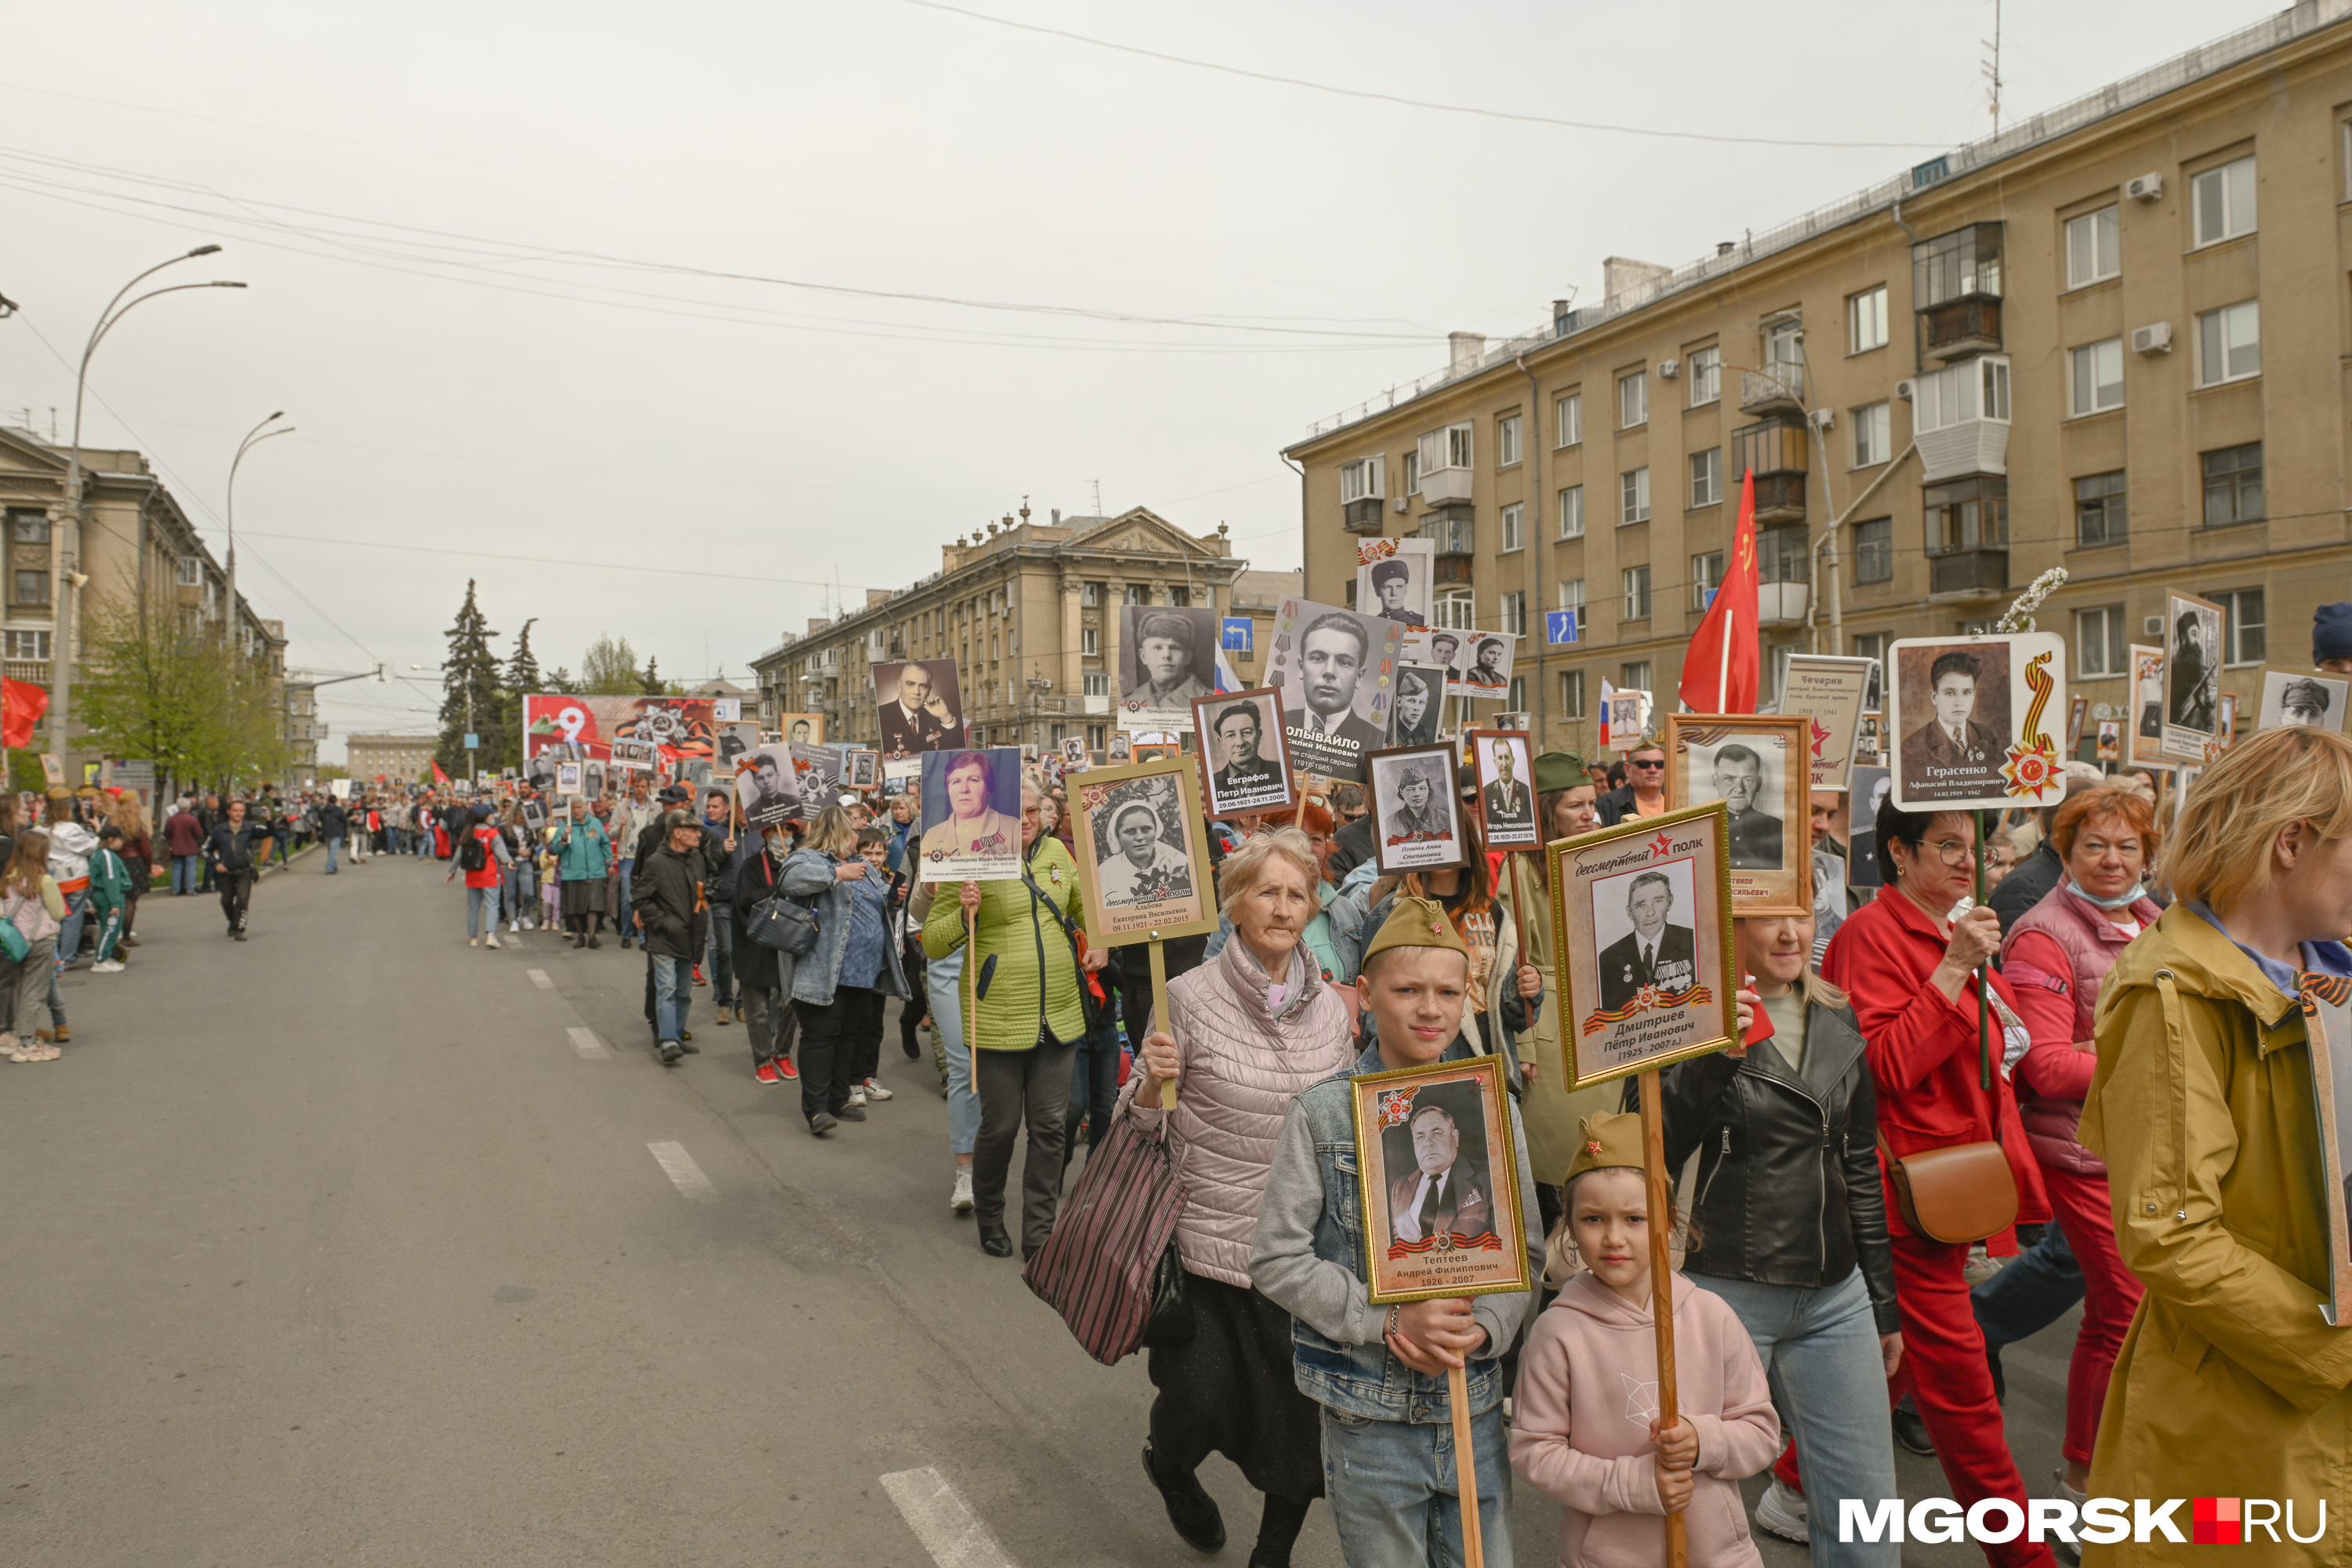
left=213, top=281, right=249, bottom=289
left=188, top=245, right=223, bottom=257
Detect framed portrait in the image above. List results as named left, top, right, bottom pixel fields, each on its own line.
left=1069, top=757, right=1219, bottom=945
left=521, top=798, right=547, bottom=829
left=555, top=761, right=583, bottom=797
left=1853, top=711, right=1882, bottom=768
left=2256, top=668, right=2350, bottom=734
left=846, top=750, right=880, bottom=789
left=1779, top=654, right=1876, bottom=790
left=1847, top=766, right=1891, bottom=889
left=1133, top=743, right=1180, bottom=764
left=1388, top=663, right=1448, bottom=748
left=1117, top=605, right=1220, bottom=734
left=1059, top=736, right=1090, bottom=771
left=2158, top=590, right=2226, bottom=764
left=2095, top=720, right=2122, bottom=762
left=789, top=742, right=843, bottom=801
left=736, top=743, right=804, bottom=827
left=1467, top=728, right=1537, bottom=850
left=2125, top=644, right=2168, bottom=768
left=1269, top=597, right=1403, bottom=783
left=1663, top=713, right=1807, bottom=915
left=1107, top=733, right=1132, bottom=763
left=1356, top=537, right=1435, bottom=633
left=2066, top=694, right=2089, bottom=753
left=610, top=737, right=657, bottom=772
left=1545, top=802, right=1738, bottom=1090
left=871, top=661, right=964, bottom=757
left=1888, top=632, right=2070, bottom=811
left=1348, top=1054, right=1530, bottom=1306
left=914, top=746, right=1025, bottom=882
left=1450, top=631, right=1517, bottom=702
left=2217, top=692, right=2238, bottom=752
left=1366, top=743, right=1468, bottom=873
left=1195, top=686, right=1294, bottom=817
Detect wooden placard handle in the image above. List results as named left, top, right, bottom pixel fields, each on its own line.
left=1639, top=1068, right=1688, bottom=1568
left=1448, top=1362, right=1485, bottom=1568
left=1149, top=936, right=1175, bottom=1111
left=965, top=898, right=981, bottom=1106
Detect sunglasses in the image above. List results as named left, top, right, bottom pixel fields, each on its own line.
left=1628, top=759, right=1664, bottom=769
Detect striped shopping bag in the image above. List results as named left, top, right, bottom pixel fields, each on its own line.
left=1022, top=1112, right=1187, bottom=1366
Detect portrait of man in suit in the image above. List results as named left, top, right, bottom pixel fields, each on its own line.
left=1207, top=700, right=1282, bottom=800
left=736, top=748, right=800, bottom=825
left=1704, top=742, right=1784, bottom=870
left=1596, top=869, right=1699, bottom=1013
left=1388, top=1100, right=1494, bottom=1247
left=877, top=662, right=963, bottom=756
left=1283, top=612, right=1388, bottom=753
left=1479, top=739, right=1533, bottom=832
left=1900, top=649, right=2002, bottom=791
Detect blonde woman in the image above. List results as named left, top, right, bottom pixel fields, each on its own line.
left=782, top=805, right=910, bottom=1134
left=0, top=829, right=65, bottom=1062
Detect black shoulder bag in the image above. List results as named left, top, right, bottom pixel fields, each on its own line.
left=744, top=850, right=819, bottom=956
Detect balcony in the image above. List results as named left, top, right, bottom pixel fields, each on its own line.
left=1417, top=466, right=1474, bottom=506
left=1757, top=582, right=1810, bottom=627
left=1434, top=552, right=1475, bottom=586
left=1928, top=547, right=2009, bottom=598
left=2, top=662, right=45, bottom=685
left=1738, top=363, right=1804, bottom=414
left=1343, top=497, right=1387, bottom=535
left=1751, top=472, right=1805, bottom=524
left=1922, top=296, right=2002, bottom=361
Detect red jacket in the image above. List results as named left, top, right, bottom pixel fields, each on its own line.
left=1820, top=884, right=2049, bottom=1245
left=165, top=811, right=205, bottom=856
left=463, top=824, right=504, bottom=890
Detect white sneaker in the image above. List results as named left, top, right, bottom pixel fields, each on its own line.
left=951, top=1169, right=975, bottom=1212
left=470, top=936, right=480, bottom=947
left=91, top=960, right=125, bottom=974
left=509, top=920, right=520, bottom=933
left=862, top=1077, right=894, bottom=1101
left=485, top=932, right=501, bottom=949
left=1754, top=1476, right=1809, bottom=1545
left=847, top=1085, right=868, bottom=1109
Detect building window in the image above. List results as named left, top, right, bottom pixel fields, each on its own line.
left=5, top=630, right=49, bottom=661
left=2201, top=443, right=2263, bottom=526
left=1912, top=355, right=2010, bottom=431
left=2074, top=471, right=2128, bottom=546
left=1083, top=670, right=1109, bottom=696
left=1087, top=724, right=1105, bottom=750
left=1757, top=524, right=1808, bottom=585
left=1081, top=627, right=1099, bottom=655
left=9, top=511, right=49, bottom=544
left=176, top=556, right=203, bottom=588
left=1618, top=371, right=1647, bottom=429
left=1339, top=456, right=1383, bottom=503
left=1497, top=415, right=1522, bottom=468
left=1124, top=583, right=1148, bottom=606
left=1620, top=468, right=1651, bottom=525
left=1853, top=517, right=1893, bottom=583
left=1500, top=503, right=1524, bottom=552
left=1852, top=401, right=1890, bottom=467
left=1559, top=669, right=1585, bottom=718
left=1913, top=223, right=2003, bottom=307
left=1168, top=586, right=1190, bottom=608
left=1691, top=551, right=1723, bottom=611
left=1419, top=510, right=1473, bottom=554
left=2075, top=606, right=2126, bottom=677
left=2065, top=205, right=2121, bottom=287
left=1434, top=588, right=1475, bottom=630
left=1506, top=674, right=1526, bottom=712
left=1688, top=346, right=1720, bottom=405
left=1500, top=591, right=1526, bottom=637
left=1621, top=660, right=1652, bottom=691
left=1622, top=565, right=1652, bottom=621
left=2070, top=338, right=2125, bottom=415
left=13, top=570, right=49, bottom=608
left=1555, top=392, right=1581, bottom=448
left=1558, top=485, right=1584, bottom=539
left=1925, top=477, right=2008, bottom=553
left=2196, top=301, right=2259, bottom=386
left=1689, top=448, right=1722, bottom=508
left=1847, top=285, right=1889, bottom=352
left=1558, top=578, right=1586, bottom=615
left=1404, top=452, right=1420, bottom=495
left=2215, top=588, right=2265, bottom=665
left=2192, top=154, right=2256, bottom=246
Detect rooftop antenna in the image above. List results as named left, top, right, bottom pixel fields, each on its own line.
left=1092, top=478, right=1103, bottom=517
left=1982, top=0, right=2003, bottom=136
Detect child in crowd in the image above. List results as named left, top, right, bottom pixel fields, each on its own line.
left=843, top=825, right=899, bottom=1105
left=86, top=824, right=135, bottom=975
left=1510, top=1112, right=1780, bottom=1568
left=539, top=843, right=561, bottom=930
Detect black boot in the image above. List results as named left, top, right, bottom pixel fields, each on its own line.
left=1249, top=1493, right=1310, bottom=1568
left=977, top=1223, right=1013, bottom=1258
left=1142, top=1442, right=1225, bottom=1553
left=1893, top=1394, right=1936, bottom=1455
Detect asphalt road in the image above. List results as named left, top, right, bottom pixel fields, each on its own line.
left=0, top=849, right=2085, bottom=1566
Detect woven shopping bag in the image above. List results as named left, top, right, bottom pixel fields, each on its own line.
left=1022, top=1112, right=1187, bottom=1366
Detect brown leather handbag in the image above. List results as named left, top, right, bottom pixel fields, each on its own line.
left=1878, top=1132, right=2018, bottom=1243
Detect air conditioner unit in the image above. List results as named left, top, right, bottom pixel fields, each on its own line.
left=1392, top=496, right=1409, bottom=513
left=1808, top=408, right=1835, bottom=431
left=2143, top=616, right=2162, bottom=637
left=1657, top=358, right=1680, bottom=379
left=1895, top=379, right=1916, bottom=401
left=2125, top=173, right=2164, bottom=201
left=2130, top=321, right=2172, bottom=354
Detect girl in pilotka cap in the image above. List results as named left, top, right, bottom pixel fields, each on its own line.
left=1509, top=1110, right=1781, bottom=1567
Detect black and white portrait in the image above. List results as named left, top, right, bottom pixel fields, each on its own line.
left=1592, top=861, right=1700, bottom=1014
left=1270, top=598, right=1402, bottom=783
left=2259, top=670, right=2350, bottom=733
left=1472, top=731, right=1537, bottom=849
left=1895, top=642, right=2012, bottom=801
left=583, top=761, right=608, bottom=801
left=2164, top=592, right=2224, bottom=757
left=873, top=660, right=965, bottom=757
left=1060, top=736, right=1088, bottom=769
left=1355, top=539, right=1434, bottom=630
left=1683, top=739, right=1787, bottom=871
left=1195, top=688, right=1293, bottom=816
left=847, top=750, right=880, bottom=788
left=1450, top=633, right=1515, bottom=699
left=715, top=724, right=758, bottom=771
left=735, top=744, right=803, bottom=826
left=1087, top=779, right=1198, bottom=910
left=1367, top=745, right=1466, bottom=873
left=1847, top=767, right=1891, bottom=888
left=1388, top=664, right=1446, bottom=748
left=1118, top=605, right=1218, bottom=731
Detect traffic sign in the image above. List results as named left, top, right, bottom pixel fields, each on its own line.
left=1544, top=609, right=1580, bottom=646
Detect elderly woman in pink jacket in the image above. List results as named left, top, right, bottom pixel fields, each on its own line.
left=1124, top=826, right=1356, bottom=1568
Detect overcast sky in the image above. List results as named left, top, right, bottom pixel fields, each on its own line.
left=0, top=0, right=2279, bottom=763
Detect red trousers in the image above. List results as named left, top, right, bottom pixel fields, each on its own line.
left=2042, top=1163, right=2143, bottom=1470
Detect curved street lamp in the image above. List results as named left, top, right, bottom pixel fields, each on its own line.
left=226, top=412, right=293, bottom=641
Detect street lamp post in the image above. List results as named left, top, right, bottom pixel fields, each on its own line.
left=226, top=412, right=293, bottom=637
left=56, top=245, right=244, bottom=776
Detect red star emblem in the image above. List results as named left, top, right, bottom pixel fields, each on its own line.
left=1585, top=1140, right=1604, bottom=1156
left=1809, top=717, right=1832, bottom=757
left=1650, top=829, right=1674, bottom=858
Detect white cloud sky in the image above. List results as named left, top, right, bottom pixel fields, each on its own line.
left=0, top=0, right=2279, bottom=760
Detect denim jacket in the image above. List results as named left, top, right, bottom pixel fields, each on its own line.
left=781, top=848, right=909, bottom=1007
left=1250, top=1036, right=1542, bottom=1424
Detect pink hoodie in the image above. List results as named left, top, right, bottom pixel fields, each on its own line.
left=1509, top=1271, right=1780, bottom=1568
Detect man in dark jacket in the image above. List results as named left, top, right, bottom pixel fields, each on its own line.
left=318, top=799, right=349, bottom=875
left=700, top=788, right=742, bottom=1024
left=1595, top=742, right=1668, bottom=826
left=632, top=811, right=710, bottom=1065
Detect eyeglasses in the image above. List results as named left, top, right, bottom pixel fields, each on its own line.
left=1924, top=838, right=1976, bottom=866
left=1628, top=758, right=1664, bottom=770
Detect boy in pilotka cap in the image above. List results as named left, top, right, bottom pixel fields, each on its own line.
left=1253, top=895, right=1544, bottom=1566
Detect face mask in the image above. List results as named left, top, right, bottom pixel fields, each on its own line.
left=2067, top=877, right=2147, bottom=910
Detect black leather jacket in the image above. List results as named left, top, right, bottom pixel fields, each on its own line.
left=1651, top=998, right=1900, bottom=1334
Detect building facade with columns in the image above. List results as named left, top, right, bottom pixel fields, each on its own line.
left=344, top=733, right=438, bottom=786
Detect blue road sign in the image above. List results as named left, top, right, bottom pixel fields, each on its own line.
left=463, top=733, right=480, bottom=750
left=1544, top=609, right=1579, bottom=646
left=1221, top=616, right=1254, bottom=653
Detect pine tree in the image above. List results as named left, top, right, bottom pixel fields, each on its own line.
left=641, top=655, right=662, bottom=695
left=546, top=665, right=579, bottom=695
left=498, top=617, right=543, bottom=771
left=437, top=580, right=505, bottom=779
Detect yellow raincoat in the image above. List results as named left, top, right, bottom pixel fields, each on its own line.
left=2079, top=903, right=2352, bottom=1562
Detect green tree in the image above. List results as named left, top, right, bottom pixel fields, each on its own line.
left=75, top=593, right=289, bottom=795
left=498, top=617, right=543, bottom=772
left=641, top=655, right=662, bottom=695
left=437, top=580, right=506, bottom=778
left=579, top=634, right=639, bottom=695
left=545, top=665, right=579, bottom=695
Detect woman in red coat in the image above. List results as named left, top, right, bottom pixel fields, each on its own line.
left=1823, top=799, right=2053, bottom=1568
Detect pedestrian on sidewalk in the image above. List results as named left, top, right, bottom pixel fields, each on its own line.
left=733, top=818, right=802, bottom=1087
left=165, top=797, right=204, bottom=894
left=86, top=825, right=134, bottom=973
left=449, top=803, right=513, bottom=947
left=319, top=796, right=349, bottom=873
left=702, top=789, right=741, bottom=1023
left=633, top=809, right=710, bottom=1066
left=551, top=797, right=613, bottom=948
left=44, top=792, right=96, bottom=967
left=107, top=793, right=150, bottom=952
left=0, top=829, right=64, bottom=1062
left=207, top=798, right=260, bottom=942
left=783, top=806, right=909, bottom=1132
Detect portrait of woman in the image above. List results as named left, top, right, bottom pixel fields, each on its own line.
left=1097, top=797, right=1194, bottom=908
left=919, top=750, right=1020, bottom=863
left=1464, top=637, right=1510, bottom=690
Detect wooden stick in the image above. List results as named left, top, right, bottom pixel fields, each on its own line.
left=1639, top=1069, right=1688, bottom=1568
left=964, top=898, right=981, bottom=1109
left=1975, top=808, right=1991, bottom=1091
left=1148, top=935, right=1175, bottom=1110
left=1448, top=1362, right=1485, bottom=1568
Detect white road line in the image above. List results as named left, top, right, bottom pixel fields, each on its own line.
left=566, top=1027, right=610, bottom=1059
left=881, top=1468, right=1018, bottom=1568
left=646, top=1141, right=717, bottom=1202
left=527, top=969, right=554, bottom=990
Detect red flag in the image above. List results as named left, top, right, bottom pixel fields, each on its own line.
left=1, top=677, right=48, bottom=750
left=1679, top=470, right=1762, bottom=715
left=432, top=759, right=450, bottom=785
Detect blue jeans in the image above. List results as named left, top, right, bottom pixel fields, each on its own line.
left=465, top=885, right=497, bottom=938
left=55, top=888, right=88, bottom=966
left=1321, top=1402, right=1513, bottom=1568
left=618, top=857, right=637, bottom=935
left=1972, top=1220, right=2083, bottom=1390
left=651, top=954, right=688, bottom=1043
left=172, top=854, right=198, bottom=894
left=1064, top=1015, right=1122, bottom=1166
left=926, top=946, right=979, bottom=1156
left=1692, top=1268, right=1898, bottom=1568
left=324, top=836, right=341, bottom=873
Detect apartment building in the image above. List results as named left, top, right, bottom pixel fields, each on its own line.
left=749, top=506, right=1294, bottom=757
left=344, top=733, right=438, bottom=785
left=1285, top=0, right=2352, bottom=760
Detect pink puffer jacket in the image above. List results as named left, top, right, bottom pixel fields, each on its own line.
left=1119, top=937, right=1355, bottom=1287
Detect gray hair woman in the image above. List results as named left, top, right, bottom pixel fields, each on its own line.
left=1126, top=827, right=1355, bottom=1566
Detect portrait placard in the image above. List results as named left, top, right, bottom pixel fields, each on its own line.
left=1069, top=757, right=1219, bottom=945
left=789, top=742, right=843, bottom=801
left=2159, top=590, right=2226, bottom=764
left=1268, top=597, right=1402, bottom=783
left=872, top=660, right=964, bottom=757
left=1854, top=711, right=1882, bottom=768
left=1664, top=714, right=1808, bottom=915
left=583, top=761, right=608, bottom=801
left=1388, top=663, right=1448, bottom=747
left=2095, top=720, right=2121, bottom=762
left=915, top=747, right=1025, bottom=882
left=1348, top=1054, right=1531, bottom=1306
left=1888, top=632, right=2070, bottom=811
left=1545, top=803, right=1737, bottom=1090
left=2218, top=692, right=2238, bottom=752
left=610, top=738, right=657, bottom=772
left=2066, top=695, right=2089, bottom=753
left=555, top=761, right=583, bottom=797
left=1194, top=686, right=1294, bottom=817
left=2256, top=668, right=2350, bottom=734
left=1366, top=743, right=1468, bottom=873
left=1848, top=767, right=1891, bottom=889
left=1107, top=733, right=1132, bottom=763
left=1468, top=728, right=1537, bottom=850
left=1780, top=655, right=1875, bottom=790
left=1059, top=736, right=1090, bottom=771
left=1117, top=605, right=1220, bottom=734
left=735, top=744, right=804, bottom=826
left=2125, top=644, right=2167, bottom=768
left=1450, top=632, right=1517, bottom=702
left=521, top=798, right=546, bottom=829
left=775, top=713, right=825, bottom=746
left=1356, top=537, right=1435, bottom=633
left=846, top=750, right=880, bottom=789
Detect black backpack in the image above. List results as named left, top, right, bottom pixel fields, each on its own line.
left=459, top=829, right=488, bottom=873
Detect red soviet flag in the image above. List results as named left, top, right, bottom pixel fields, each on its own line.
left=1679, top=470, right=1762, bottom=715
left=432, top=759, right=450, bottom=785
left=1, top=677, right=48, bottom=749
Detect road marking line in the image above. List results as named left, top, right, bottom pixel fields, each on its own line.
left=646, top=1141, right=716, bottom=1201
left=881, top=1468, right=1018, bottom=1568
left=527, top=968, right=554, bottom=990
left=567, top=1027, right=610, bottom=1059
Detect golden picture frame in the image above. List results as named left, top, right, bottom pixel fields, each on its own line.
left=1348, top=1054, right=1532, bottom=1307
left=1067, top=756, right=1221, bottom=948
left=1663, top=713, right=1808, bottom=916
